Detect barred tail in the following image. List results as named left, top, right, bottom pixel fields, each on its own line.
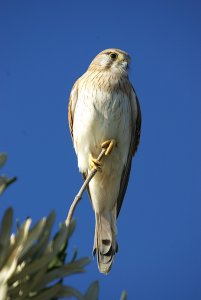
left=93, top=211, right=117, bottom=274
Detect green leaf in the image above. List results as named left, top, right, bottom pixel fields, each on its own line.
left=58, top=285, right=85, bottom=300
left=21, top=211, right=55, bottom=261
left=3, top=219, right=32, bottom=282
left=52, top=224, right=68, bottom=254
left=120, top=290, right=127, bottom=300
left=35, top=257, right=91, bottom=290
left=71, top=247, right=78, bottom=262
left=48, top=224, right=69, bottom=270
left=0, top=283, right=7, bottom=300
left=10, top=218, right=32, bottom=251
left=84, top=281, right=99, bottom=300
left=0, top=208, right=13, bottom=268
left=27, top=284, right=62, bottom=300
left=8, top=267, right=47, bottom=299
left=0, top=208, right=97, bottom=300
left=18, top=218, right=46, bottom=259
left=0, top=153, right=7, bottom=169
left=0, top=176, right=17, bottom=195
left=48, top=220, right=77, bottom=271
left=8, top=253, right=54, bottom=285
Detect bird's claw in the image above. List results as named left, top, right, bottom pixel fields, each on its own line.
left=89, top=153, right=102, bottom=171
left=101, top=139, right=117, bottom=156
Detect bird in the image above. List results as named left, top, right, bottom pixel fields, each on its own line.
left=68, top=48, right=141, bottom=274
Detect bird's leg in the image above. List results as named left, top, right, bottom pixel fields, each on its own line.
left=89, top=153, right=102, bottom=171
left=88, top=139, right=117, bottom=171
left=101, top=139, right=117, bottom=156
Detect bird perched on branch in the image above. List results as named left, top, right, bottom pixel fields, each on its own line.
left=68, top=48, right=141, bottom=274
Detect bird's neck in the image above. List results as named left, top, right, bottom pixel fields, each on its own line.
left=79, top=69, right=131, bottom=96
left=84, top=68, right=129, bottom=83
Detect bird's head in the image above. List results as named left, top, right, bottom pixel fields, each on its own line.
left=88, top=48, right=131, bottom=75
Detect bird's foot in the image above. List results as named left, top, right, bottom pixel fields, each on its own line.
left=101, top=139, right=117, bottom=156
left=89, top=153, right=102, bottom=171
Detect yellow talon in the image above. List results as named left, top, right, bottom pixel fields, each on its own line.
left=89, top=153, right=102, bottom=171
left=101, top=139, right=117, bottom=156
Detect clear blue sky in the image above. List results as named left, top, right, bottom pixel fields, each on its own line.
left=1, top=0, right=201, bottom=299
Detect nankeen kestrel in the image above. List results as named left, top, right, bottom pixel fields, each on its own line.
left=68, top=48, right=141, bottom=274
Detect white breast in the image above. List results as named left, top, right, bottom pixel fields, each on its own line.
left=73, top=84, right=131, bottom=174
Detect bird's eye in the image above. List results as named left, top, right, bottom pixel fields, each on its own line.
left=110, top=53, right=118, bottom=60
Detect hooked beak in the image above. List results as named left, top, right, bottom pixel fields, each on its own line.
left=121, top=59, right=130, bottom=70
left=121, top=55, right=131, bottom=69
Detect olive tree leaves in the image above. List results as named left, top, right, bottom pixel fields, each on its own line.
left=0, top=153, right=17, bottom=196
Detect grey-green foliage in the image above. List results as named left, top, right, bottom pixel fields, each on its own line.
left=0, top=153, right=127, bottom=299
left=0, top=153, right=17, bottom=196
left=0, top=208, right=99, bottom=300
left=120, top=291, right=127, bottom=300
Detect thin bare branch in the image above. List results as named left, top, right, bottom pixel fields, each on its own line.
left=65, top=148, right=106, bottom=226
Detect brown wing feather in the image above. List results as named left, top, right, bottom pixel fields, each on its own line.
left=68, top=81, right=91, bottom=192
left=132, top=89, right=141, bottom=155
left=68, top=80, right=79, bottom=140
left=116, top=87, right=141, bottom=217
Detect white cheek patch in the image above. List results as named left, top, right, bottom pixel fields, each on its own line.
left=110, top=62, right=121, bottom=74
left=98, top=55, right=111, bottom=66
left=111, top=61, right=128, bottom=75
left=111, top=61, right=119, bottom=69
